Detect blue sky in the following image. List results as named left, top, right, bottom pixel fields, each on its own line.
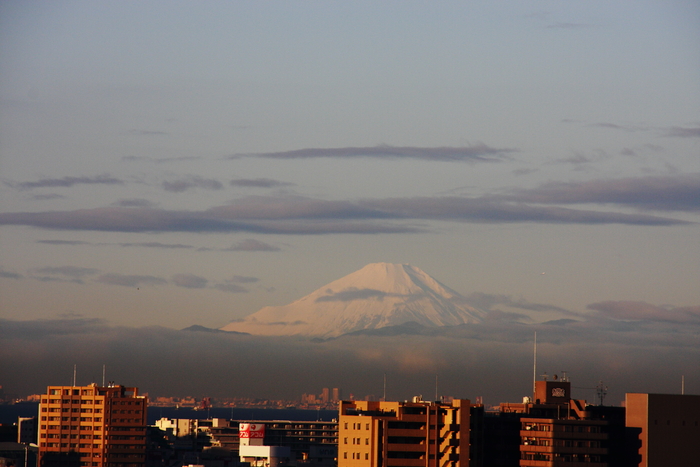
left=1, top=1, right=699, bottom=401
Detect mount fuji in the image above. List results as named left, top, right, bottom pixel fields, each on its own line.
left=220, top=263, right=486, bottom=338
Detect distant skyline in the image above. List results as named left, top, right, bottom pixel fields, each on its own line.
left=1, top=1, right=699, bottom=402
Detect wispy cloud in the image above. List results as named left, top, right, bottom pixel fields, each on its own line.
left=240, top=144, right=516, bottom=163
left=230, top=178, right=295, bottom=188
left=113, top=199, right=157, bottom=208
left=172, top=274, right=208, bottom=289
left=96, top=273, right=167, bottom=287
left=499, top=174, right=700, bottom=212
left=0, top=191, right=691, bottom=235
left=0, top=268, right=23, bottom=279
left=546, top=22, right=592, bottom=30
left=30, top=266, right=100, bottom=284
left=665, top=126, right=700, bottom=138
left=162, top=176, right=223, bottom=192
left=587, top=301, right=700, bottom=324
left=122, top=155, right=203, bottom=164
left=12, top=175, right=125, bottom=190
left=126, top=129, right=169, bottom=136
left=225, top=239, right=281, bottom=252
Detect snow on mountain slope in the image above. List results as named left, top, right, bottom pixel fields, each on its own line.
left=220, top=263, right=486, bottom=338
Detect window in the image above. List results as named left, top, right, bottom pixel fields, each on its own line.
left=366, top=423, right=370, bottom=430
left=365, top=453, right=369, bottom=460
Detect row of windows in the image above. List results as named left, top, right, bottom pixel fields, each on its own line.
left=43, top=415, right=103, bottom=421
left=49, top=389, right=93, bottom=396
left=522, top=438, right=601, bottom=448
left=41, top=425, right=102, bottom=431
left=343, top=437, right=369, bottom=445
left=343, top=452, right=369, bottom=460
left=343, top=422, right=370, bottom=430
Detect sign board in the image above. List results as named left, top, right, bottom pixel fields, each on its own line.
left=239, top=423, right=265, bottom=439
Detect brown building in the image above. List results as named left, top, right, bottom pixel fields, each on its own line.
left=625, top=393, right=700, bottom=467
left=487, top=379, right=625, bottom=467
left=39, top=384, right=147, bottom=467
left=338, top=397, right=478, bottom=467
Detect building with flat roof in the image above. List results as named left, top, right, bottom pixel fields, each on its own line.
left=338, top=397, right=479, bottom=467
left=38, top=384, right=146, bottom=467
left=625, top=393, right=700, bottom=467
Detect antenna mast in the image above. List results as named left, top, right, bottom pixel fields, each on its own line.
left=435, top=375, right=438, bottom=402
left=73, top=364, right=77, bottom=387
left=533, top=332, right=537, bottom=397
left=383, top=374, right=386, bottom=401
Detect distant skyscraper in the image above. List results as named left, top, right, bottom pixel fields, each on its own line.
left=38, top=384, right=147, bottom=467
left=321, top=388, right=330, bottom=404
left=332, top=388, right=341, bottom=402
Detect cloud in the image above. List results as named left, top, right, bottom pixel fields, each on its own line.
left=172, top=274, right=208, bottom=289
left=546, top=22, right=591, bottom=29
left=30, top=266, right=100, bottom=284
left=0, top=191, right=692, bottom=236
left=241, top=144, right=516, bottom=163
left=228, top=275, right=259, bottom=284
left=162, top=176, right=223, bottom=192
left=116, top=242, right=194, bottom=249
left=665, top=126, right=700, bottom=138
left=587, top=301, right=700, bottom=324
left=31, top=194, right=65, bottom=200
left=96, top=273, right=167, bottom=287
left=36, top=239, right=194, bottom=249
left=213, top=283, right=249, bottom=293
left=36, top=240, right=91, bottom=246
left=122, top=155, right=202, bottom=163
left=114, top=199, right=157, bottom=208
left=12, top=175, right=125, bottom=190
left=230, top=178, right=295, bottom=188
left=225, top=239, right=281, bottom=252
left=0, top=269, right=23, bottom=279
left=500, top=174, right=700, bottom=212
left=127, top=129, right=168, bottom=136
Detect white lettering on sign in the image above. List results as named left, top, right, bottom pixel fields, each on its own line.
left=551, top=388, right=566, bottom=398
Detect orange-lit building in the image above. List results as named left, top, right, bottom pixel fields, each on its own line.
left=38, top=384, right=147, bottom=467
left=338, top=397, right=479, bottom=467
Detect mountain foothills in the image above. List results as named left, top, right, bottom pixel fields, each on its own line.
left=220, top=263, right=486, bottom=338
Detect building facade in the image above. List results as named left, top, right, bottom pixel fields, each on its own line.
left=38, top=384, right=147, bottom=467
left=338, top=398, right=476, bottom=467
left=625, top=393, right=700, bottom=467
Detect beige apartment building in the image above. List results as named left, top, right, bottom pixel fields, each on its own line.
left=38, top=384, right=147, bottom=467
left=338, top=398, right=477, bottom=467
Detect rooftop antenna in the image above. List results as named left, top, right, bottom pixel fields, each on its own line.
left=73, top=364, right=77, bottom=387
left=435, top=375, right=438, bottom=402
left=383, top=374, right=386, bottom=401
left=102, top=365, right=106, bottom=387
left=596, top=381, right=608, bottom=406
left=533, top=332, right=537, bottom=397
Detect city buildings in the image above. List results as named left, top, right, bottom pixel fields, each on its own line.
left=338, top=397, right=479, bottom=467
left=38, top=384, right=147, bottom=467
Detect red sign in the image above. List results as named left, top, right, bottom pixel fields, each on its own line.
left=239, top=423, right=265, bottom=438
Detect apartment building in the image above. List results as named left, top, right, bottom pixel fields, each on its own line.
left=338, top=397, right=478, bottom=467
left=38, top=384, right=147, bottom=467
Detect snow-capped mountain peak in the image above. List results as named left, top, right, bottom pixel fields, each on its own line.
left=220, top=263, right=485, bottom=338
